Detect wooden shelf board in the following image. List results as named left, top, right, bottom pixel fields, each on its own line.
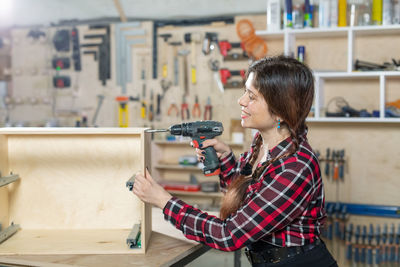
left=314, top=71, right=400, bottom=78
left=0, top=127, right=147, bottom=135
left=155, top=164, right=202, bottom=171
left=257, top=25, right=400, bottom=38
left=307, top=117, right=400, bottom=123
left=352, top=25, right=400, bottom=35
left=0, top=229, right=141, bottom=255
left=167, top=190, right=223, bottom=198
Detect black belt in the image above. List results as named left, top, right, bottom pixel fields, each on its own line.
left=245, top=239, right=322, bottom=265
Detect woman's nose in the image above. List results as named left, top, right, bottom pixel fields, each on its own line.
left=238, top=94, right=246, bottom=106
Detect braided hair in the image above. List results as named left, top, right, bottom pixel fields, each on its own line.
left=219, top=56, right=314, bottom=220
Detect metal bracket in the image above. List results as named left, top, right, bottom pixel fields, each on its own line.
left=126, top=223, right=141, bottom=249
left=0, top=173, right=20, bottom=187
left=126, top=174, right=135, bottom=191
left=0, top=223, right=20, bottom=244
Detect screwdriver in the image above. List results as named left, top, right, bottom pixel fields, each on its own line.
left=325, top=148, right=330, bottom=179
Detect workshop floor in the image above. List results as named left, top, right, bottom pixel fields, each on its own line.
left=187, top=249, right=251, bottom=267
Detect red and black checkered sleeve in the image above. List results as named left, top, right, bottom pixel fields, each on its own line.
left=218, top=152, right=239, bottom=192
left=163, top=157, right=316, bottom=251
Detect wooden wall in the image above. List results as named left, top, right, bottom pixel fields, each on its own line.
left=2, top=15, right=399, bottom=210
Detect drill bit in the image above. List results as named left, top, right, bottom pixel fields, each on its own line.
left=145, top=129, right=169, bottom=133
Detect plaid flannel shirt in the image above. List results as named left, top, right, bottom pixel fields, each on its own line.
left=163, top=131, right=326, bottom=251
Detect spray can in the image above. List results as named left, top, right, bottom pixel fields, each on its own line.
left=297, top=46, right=305, bottom=63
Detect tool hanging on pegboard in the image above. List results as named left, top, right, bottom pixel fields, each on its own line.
left=219, top=68, right=246, bottom=89
left=116, top=96, right=129, bottom=128
left=204, top=97, right=212, bottom=120
left=158, top=34, right=172, bottom=79
left=219, top=40, right=248, bottom=61
left=202, top=32, right=219, bottom=55
left=184, top=32, right=201, bottom=84
left=236, top=19, right=267, bottom=60
left=192, top=95, right=201, bottom=118
left=169, top=42, right=182, bottom=86
left=53, top=29, right=70, bottom=52
left=71, top=27, right=81, bottom=71
left=320, top=148, right=346, bottom=181
left=208, top=59, right=224, bottom=93
left=81, top=24, right=111, bottom=86
left=115, top=22, right=146, bottom=94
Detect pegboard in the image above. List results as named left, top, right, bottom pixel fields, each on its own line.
left=3, top=16, right=272, bottom=145
left=6, top=21, right=154, bottom=128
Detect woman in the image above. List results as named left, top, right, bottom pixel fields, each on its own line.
left=132, top=55, right=337, bottom=266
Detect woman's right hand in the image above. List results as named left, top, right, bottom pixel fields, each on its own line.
left=192, top=139, right=232, bottom=162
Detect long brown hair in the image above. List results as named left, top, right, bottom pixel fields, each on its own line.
left=220, top=55, right=315, bottom=219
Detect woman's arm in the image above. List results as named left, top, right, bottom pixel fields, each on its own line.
left=193, top=138, right=241, bottom=191
left=162, top=160, right=316, bottom=251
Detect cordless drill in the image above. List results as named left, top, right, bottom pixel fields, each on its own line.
left=147, top=121, right=224, bottom=176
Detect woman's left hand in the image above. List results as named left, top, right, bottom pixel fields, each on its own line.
left=132, top=169, right=173, bottom=209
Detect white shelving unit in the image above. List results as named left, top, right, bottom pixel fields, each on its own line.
left=256, top=25, right=400, bottom=123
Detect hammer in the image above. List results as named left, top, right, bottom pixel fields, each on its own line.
left=184, top=32, right=201, bottom=84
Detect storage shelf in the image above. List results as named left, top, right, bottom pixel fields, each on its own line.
left=307, top=117, right=400, bottom=123
left=167, top=190, right=223, bottom=198
left=314, top=71, right=400, bottom=79
left=254, top=30, right=284, bottom=39
left=155, top=164, right=202, bottom=171
left=256, top=25, right=400, bottom=38
left=352, top=25, right=400, bottom=35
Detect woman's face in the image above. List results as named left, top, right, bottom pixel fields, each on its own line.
left=238, top=72, right=276, bottom=131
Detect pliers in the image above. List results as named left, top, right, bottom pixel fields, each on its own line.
left=204, top=96, right=212, bottom=120
left=192, top=95, right=201, bottom=118
left=167, top=101, right=179, bottom=117
left=181, top=95, right=190, bottom=120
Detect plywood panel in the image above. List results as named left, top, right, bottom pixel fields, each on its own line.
left=296, top=36, right=348, bottom=72
left=355, top=34, right=400, bottom=64
left=142, top=132, right=152, bottom=252
left=308, top=123, right=400, bottom=205
left=386, top=77, right=400, bottom=103
left=322, top=78, right=381, bottom=114
left=0, top=135, right=9, bottom=230
left=7, top=134, right=142, bottom=229
left=0, top=229, right=135, bottom=255
left=0, top=128, right=151, bottom=255
left=0, top=232, right=204, bottom=267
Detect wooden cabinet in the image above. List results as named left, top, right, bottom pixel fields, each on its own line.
left=0, top=128, right=151, bottom=255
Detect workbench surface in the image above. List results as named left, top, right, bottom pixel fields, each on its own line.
left=0, top=231, right=209, bottom=267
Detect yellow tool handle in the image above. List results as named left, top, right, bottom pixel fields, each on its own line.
left=191, top=66, right=197, bottom=84
left=162, top=64, right=167, bottom=78
left=119, top=104, right=129, bottom=128
left=141, top=102, right=147, bottom=119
